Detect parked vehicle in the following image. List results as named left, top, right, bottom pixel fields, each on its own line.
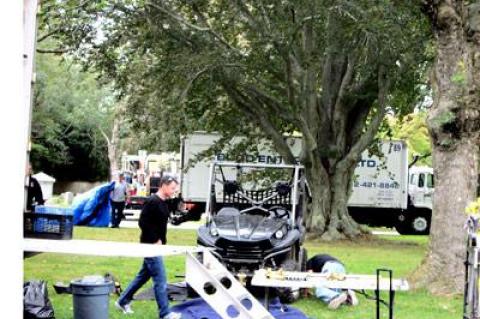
left=180, top=132, right=434, bottom=235
left=196, top=161, right=308, bottom=302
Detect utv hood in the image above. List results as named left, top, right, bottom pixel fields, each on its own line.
left=213, top=214, right=286, bottom=241
left=197, top=213, right=294, bottom=251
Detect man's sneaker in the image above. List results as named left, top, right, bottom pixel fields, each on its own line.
left=347, top=289, right=359, bottom=306
left=162, top=312, right=182, bottom=319
left=327, top=292, right=348, bottom=310
left=115, top=301, right=134, bottom=314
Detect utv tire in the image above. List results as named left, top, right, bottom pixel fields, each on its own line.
left=277, top=259, right=300, bottom=304
left=298, top=247, right=307, bottom=271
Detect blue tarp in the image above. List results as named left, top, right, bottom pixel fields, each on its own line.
left=170, top=297, right=309, bottom=319
left=72, top=182, right=115, bottom=227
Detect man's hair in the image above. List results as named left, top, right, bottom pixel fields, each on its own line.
left=160, top=174, right=179, bottom=186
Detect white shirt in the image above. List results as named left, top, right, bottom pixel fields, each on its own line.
left=111, top=181, right=128, bottom=202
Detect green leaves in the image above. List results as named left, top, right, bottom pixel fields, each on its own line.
left=380, top=112, right=432, bottom=166
left=31, top=52, right=114, bottom=181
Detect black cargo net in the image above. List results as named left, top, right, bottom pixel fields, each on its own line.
left=223, top=188, right=291, bottom=205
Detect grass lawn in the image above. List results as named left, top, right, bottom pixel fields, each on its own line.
left=24, top=227, right=462, bottom=318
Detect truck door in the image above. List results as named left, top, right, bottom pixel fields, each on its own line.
left=414, top=173, right=433, bottom=209
left=424, top=173, right=434, bottom=208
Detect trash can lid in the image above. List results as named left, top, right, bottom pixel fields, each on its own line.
left=71, top=275, right=112, bottom=286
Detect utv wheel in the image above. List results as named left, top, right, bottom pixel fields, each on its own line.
left=297, top=248, right=308, bottom=298
left=298, top=248, right=307, bottom=271
left=277, top=259, right=300, bottom=304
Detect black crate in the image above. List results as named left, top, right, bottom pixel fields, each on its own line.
left=24, top=212, right=74, bottom=240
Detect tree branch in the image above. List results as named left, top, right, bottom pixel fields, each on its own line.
left=36, top=48, right=68, bottom=54
left=190, top=4, right=243, bottom=55
left=179, top=66, right=214, bottom=105
left=222, top=81, right=296, bottom=163
left=229, top=0, right=262, bottom=32
left=297, top=116, right=318, bottom=153
left=37, top=28, right=61, bottom=43
left=333, top=54, right=356, bottom=152
left=334, top=54, right=355, bottom=113
left=340, top=66, right=390, bottom=169
left=146, top=2, right=208, bottom=31
left=99, top=127, right=110, bottom=145
left=243, top=85, right=295, bottom=122
left=258, top=1, right=273, bottom=31
left=147, top=1, right=243, bottom=56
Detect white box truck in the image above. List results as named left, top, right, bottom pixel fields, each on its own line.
left=180, top=132, right=434, bottom=235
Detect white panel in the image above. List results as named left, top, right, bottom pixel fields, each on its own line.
left=252, top=269, right=409, bottom=291
left=186, top=250, right=274, bottom=319
left=23, top=239, right=201, bottom=257
left=348, top=141, right=408, bottom=209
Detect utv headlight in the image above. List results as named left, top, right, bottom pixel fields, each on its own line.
left=274, top=230, right=284, bottom=239
left=210, top=228, right=219, bottom=237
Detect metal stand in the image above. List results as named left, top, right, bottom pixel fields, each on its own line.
left=376, top=269, right=394, bottom=319
left=464, top=216, right=480, bottom=319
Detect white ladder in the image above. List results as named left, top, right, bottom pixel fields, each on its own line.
left=185, top=250, right=274, bottom=319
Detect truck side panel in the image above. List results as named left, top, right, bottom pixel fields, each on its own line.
left=181, top=133, right=408, bottom=211
left=348, top=141, right=408, bottom=210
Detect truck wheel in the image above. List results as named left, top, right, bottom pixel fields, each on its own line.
left=411, top=215, right=430, bottom=234
left=395, top=214, right=430, bottom=235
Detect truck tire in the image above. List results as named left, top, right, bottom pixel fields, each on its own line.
left=411, top=215, right=430, bottom=234
left=395, top=213, right=430, bottom=235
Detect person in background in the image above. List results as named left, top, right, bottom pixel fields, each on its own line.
left=307, top=254, right=358, bottom=309
left=110, top=173, right=128, bottom=228
left=131, top=174, right=141, bottom=195
left=115, top=174, right=182, bottom=319
left=25, top=162, right=44, bottom=212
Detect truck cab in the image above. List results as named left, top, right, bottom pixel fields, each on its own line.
left=408, top=166, right=434, bottom=210
left=395, top=166, right=434, bottom=235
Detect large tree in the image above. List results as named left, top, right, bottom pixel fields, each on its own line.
left=31, top=52, right=117, bottom=181
left=39, top=0, right=431, bottom=239
left=410, top=1, right=480, bottom=294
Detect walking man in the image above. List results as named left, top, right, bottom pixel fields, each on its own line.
left=115, top=174, right=181, bottom=319
left=111, top=173, right=128, bottom=228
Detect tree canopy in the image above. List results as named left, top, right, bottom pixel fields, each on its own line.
left=38, top=0, right=432, bottom=238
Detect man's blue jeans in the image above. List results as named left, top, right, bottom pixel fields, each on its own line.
left=314, top=261, right=346, bottom=304
left=118, top=256, right=170, bottom=318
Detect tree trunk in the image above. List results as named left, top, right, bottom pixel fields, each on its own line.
left=411, top=140, right=478, bottom=293
left=108, top=118, right=120, bottom=180
left=411, top=0, right=480, bottom=294
left=101, top=116, right=120, bottom=181
left=305, top=161, right=366, bottom=240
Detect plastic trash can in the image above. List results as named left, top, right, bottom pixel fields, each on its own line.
left=70, top=275, right=114, bottom=319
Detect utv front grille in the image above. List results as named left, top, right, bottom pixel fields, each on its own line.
left=215, top=237, right=272, bottom=250
left=223, top=247, right=264, bottom=260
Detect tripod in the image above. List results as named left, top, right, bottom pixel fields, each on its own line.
left=464, top=216, right=480, bottom=319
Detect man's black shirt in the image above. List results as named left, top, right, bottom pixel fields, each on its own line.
left=138, top=194, right=169, bottom=244
left=306, top=254, right=342, bottom=273
left=26, top=176, right=44, bottom=211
